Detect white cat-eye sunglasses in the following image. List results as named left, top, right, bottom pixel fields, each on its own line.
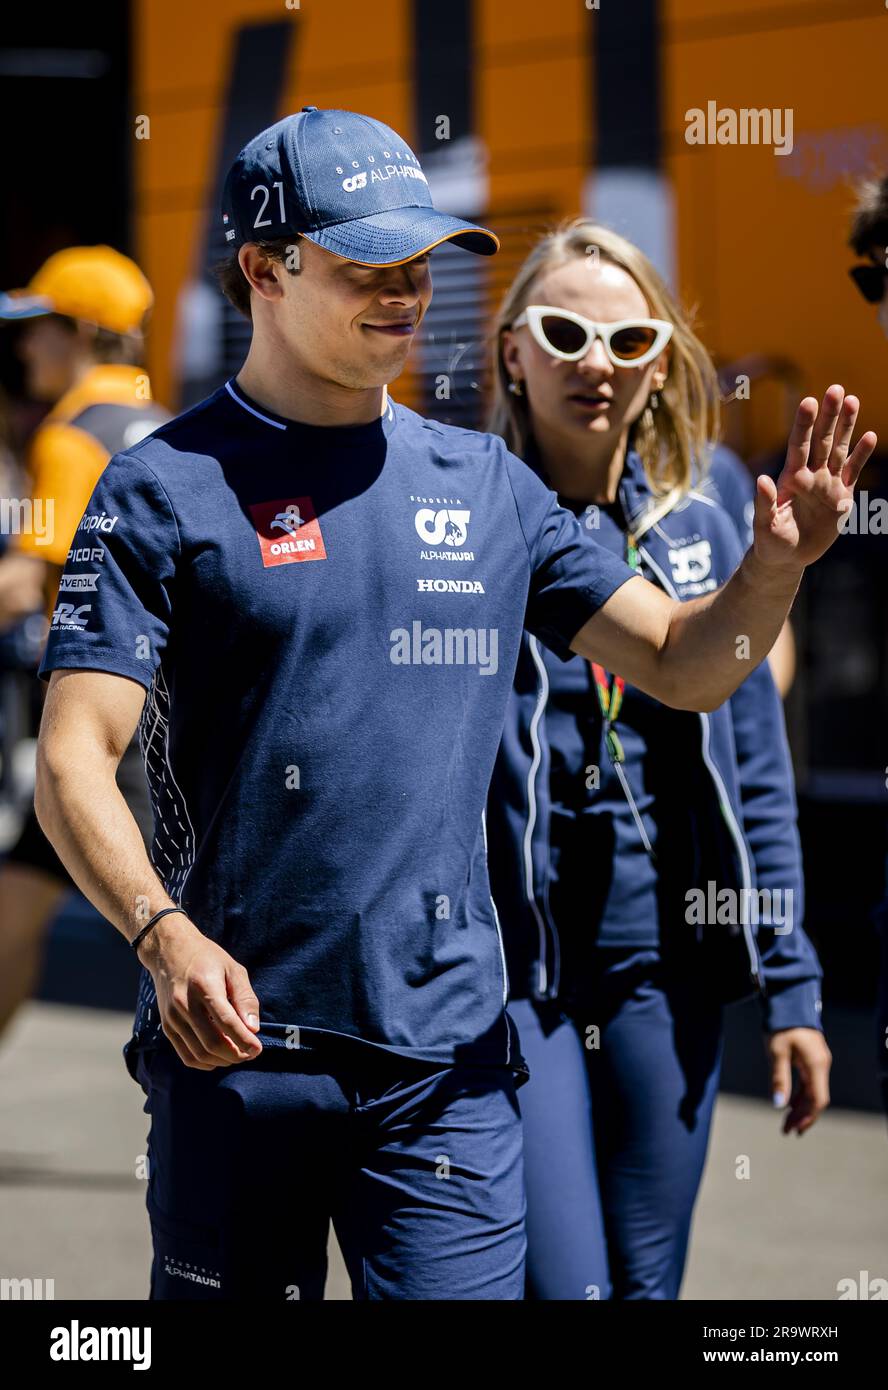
left=511, top=305, right=674, bottom=369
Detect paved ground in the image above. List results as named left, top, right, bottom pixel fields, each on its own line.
left=683, top=1094, right=887, bottom=1300
left=0, top=1001, right=885, bottom=1301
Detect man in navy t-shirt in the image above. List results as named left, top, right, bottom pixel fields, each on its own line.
left=33, top=109, right=875, bottom=1299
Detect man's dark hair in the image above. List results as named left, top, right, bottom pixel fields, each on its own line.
left=212, top=236, right=303, bottom=321
left=848, top=176, right=888, bottom=257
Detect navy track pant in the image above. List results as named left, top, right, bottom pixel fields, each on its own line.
left=509, top=947, right=723, bottom=1300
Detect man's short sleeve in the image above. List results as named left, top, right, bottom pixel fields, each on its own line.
left=38, top=452, right=179, bottom=690
left=503, top=447, right=637, bottom=661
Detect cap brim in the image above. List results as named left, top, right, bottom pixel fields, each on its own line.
left=302, top=206, right=499, bottom=266
left=0, top=292, right=54, bottom=322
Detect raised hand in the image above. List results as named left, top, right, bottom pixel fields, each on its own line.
left=752, top=385, right=877, bottom=570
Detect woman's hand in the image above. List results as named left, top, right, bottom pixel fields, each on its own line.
left=753, top=386, right=876, bottom=571
left=766, top=1027, right=832, bottom=1135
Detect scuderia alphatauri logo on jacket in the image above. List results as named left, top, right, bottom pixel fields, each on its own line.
left=412, top=496, right=473, bottom=561
left=667, top=537, right=716, bottom=595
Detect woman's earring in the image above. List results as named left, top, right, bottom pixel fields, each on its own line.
left=649, top=391, right=659, bottom=410
left=508, top=378, right=525, bottom=396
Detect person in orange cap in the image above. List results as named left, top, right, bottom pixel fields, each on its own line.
left=0, top=246, right=171, bottom=1035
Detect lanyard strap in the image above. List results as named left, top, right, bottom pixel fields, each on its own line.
left=589, top=536, right=657, bottom=863
left=590, top=537, right=639, bottom=764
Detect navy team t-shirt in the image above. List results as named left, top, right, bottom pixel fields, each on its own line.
left=39, top=378, right=635, bottom=1079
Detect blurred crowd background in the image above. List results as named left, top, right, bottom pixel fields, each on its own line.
left=0, top=0, right=886, bottom=1108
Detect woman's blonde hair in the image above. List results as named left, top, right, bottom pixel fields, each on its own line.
left=489, top=217, right=720, bottom=499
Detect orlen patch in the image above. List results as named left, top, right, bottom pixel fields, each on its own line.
left=249, top=496, right=327, bottom=567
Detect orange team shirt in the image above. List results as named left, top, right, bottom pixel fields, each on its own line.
left=16, top=365, right=171, bottom=614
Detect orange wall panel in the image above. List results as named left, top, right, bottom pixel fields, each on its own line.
left=665, top=10, right=888, bottom=445
left=132, top=0, right=888, bottom=450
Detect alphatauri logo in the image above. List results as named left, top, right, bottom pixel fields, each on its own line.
left=413, top=500, right=471, bottom=548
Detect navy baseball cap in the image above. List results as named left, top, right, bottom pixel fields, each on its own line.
left=221, top=107, right=499, bottom=265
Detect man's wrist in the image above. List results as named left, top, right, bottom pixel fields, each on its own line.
left=134, top=910, right=194, bottom=968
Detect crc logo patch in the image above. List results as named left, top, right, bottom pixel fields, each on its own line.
left=249, top=497, right=327, bottom=567
left=51, top=602, right=91, bottom=630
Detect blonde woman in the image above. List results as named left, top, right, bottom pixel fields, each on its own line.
left=485, top=220, right=831, bottom=1299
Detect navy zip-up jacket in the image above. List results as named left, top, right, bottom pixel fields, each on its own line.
left=487, top=448, right=824, bottom=1034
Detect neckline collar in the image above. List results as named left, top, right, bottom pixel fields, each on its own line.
left=224, top=376, right=397, bottom=443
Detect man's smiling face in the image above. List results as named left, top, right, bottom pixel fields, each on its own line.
left=244, top=236, right=433, bottom=391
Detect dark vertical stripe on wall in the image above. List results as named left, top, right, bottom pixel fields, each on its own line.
left=593, top=0, right=661, bottom=170
left=204, top=22, right=295, bottom=272
left=411, top=0, right=487, bottom=428
left=413, top=0, right=473, bottom=148
left=180, top=20, right=295, bottom=407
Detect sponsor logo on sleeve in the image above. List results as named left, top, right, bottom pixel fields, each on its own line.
left=77, top=512, right=118, bottom=534
left=59, top=573, right=100, bottom=592
left=51, top=603, right=92, bottom=631
left=249, top=497, right=327, bottom=567
left=66, top=547, right=105, bottom=564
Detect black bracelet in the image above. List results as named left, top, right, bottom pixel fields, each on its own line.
left=131, top=906, right=186, bottom=956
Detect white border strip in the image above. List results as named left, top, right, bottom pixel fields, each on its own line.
left=225, top=379, right=287, bottom=430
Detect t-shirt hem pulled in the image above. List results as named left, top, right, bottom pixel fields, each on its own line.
left=124, top=1017, right=530, bottom=1084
